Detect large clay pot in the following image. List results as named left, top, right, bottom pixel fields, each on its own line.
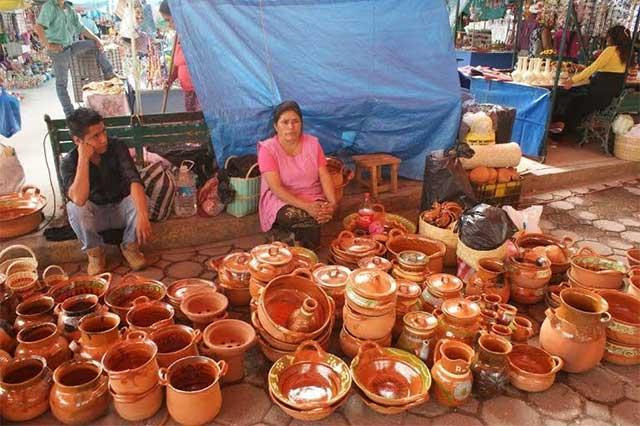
left=431, top=339, right=475, bottom=407
left=421, top=274, right=463, bottom=312
left=15, top=322, right=72, bottom=371
left=56, top=294, right=106, bottom=341
left=150, top=324, right=201, bottom=369
left=110, top=381, right=163, bottom=421
left=14, top=294, right=56, bottom=332
left=540, top=288, right=611, bottom=373
left=49, top=359, right=110, bottom=425
left=514, top=233, right=572, bottom=276
left=0, top=355, right=53, bottom=422
left=126, top=296, right=175, bottom=333
left=506, top=252, right=552, bottom=290
left=203, top=319, right=256, bottom=383
left=436, top=298, right=481, bottom=346
left=159, top=356, right=227, bottom=426
left=508, top=344, right=563, bottom=392
left=343, top=303, right=395, bottom=340
left=249, top=243, right=295, bottom=282
left=102, top=331, right=159, bottom=395
left=74, top=312, right=122, bottom=362
left=471, top=333, right=512, bottom=399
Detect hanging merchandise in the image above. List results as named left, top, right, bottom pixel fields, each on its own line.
left=0, top=87, right=21, bottom=137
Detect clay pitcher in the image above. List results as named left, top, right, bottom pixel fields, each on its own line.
left=540, top=287, right=611, bottom=373
left=15, top=322, right=72, bottom=371
left=56, top=294, right=106, bottom=341
left=14, top=294, right=56, bottom=332
left=74, top=312, right=122, bottom=362
left=431, top=339, right=475, bottom=407
left=471, top=333, right=512, bottom=399
left=49, top=359, right=110, bottom=425
left=0, top=355, right=53, bottom=422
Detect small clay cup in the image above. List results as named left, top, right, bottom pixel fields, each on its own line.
left=511, top=316, right=534, bottom=343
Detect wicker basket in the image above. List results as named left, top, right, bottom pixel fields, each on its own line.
left=5, top=261, right=38, bottom=292
left=418, top=216, right=459, bottom=267
left=42, top=265, right=69, bottom=288
left=456, top=239, right=508, bottom=270
left=614, top=133, right=640, bottom=162
left=0, top=244, right=38, bottom=275
left=225, top=158, right=260, bottom=218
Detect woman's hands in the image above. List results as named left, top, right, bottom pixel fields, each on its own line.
left=304, top=201, right=336, bottom=224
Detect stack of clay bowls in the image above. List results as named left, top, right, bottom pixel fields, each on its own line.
left=392, top=280, right=423, bottom=338
left=330, top=231, right=386, bottom=268
left=392, top=250, right=431, bottom=286
left=212, top=251, right=252, bottom=307
left=254, top=269, right=334, bottom=362
left=599, top=290, right=640, bottom=365
left=166, top=278, right=216, bottom=321
left=340, top=269, right=397, bottom=358
left=568, top=247, right=627, bottom=291
left=268, top=341, right=351, bottom=421
left=506, top=250, right=552, bottom=304
left=248, top=242, right=297, bottom=303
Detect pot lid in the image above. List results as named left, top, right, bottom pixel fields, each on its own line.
left=396, top=280, right=422, bottom=299
left=403, top=311, right=437, bottom=331
left=398, top=250, right=429, bottom=267
left=251, top=244, right=293, bottom=266
left=222, top=252, right=251, bottom=274
left=441, top=298, right=481, bottom=322
left=339, top=237, right=378, bottom=255
left=350, top=269, right=397, bottom=300
left=313, top=265, right=351, bottom=287
left=426, top=274, right=463, bottom=296
left=358, top=256, right=392, bottom=271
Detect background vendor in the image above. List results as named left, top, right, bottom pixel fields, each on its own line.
left=257, top=101, right=337, bottom=249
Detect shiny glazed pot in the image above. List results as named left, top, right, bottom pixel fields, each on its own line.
left=101, top=331, right=159, bottom=395
left=508, top=344, right=563, bottom=392
left=506, top=252, right=552, bottom=289
left=56, top=294, right=106, bottom=341
left=14, top=294, right=56, bottom=332
left=436, top=298, right=481, bottom=346
left=343, top=303, right=395, bottom=341
left=431, top=339, right=475, bottom=407
left=396, top=311, right=438, bottom=365
left=150, top=324, right=202, bottom=369
left=0, top=355, right=53, bottom=422
left=421, top=274, right=463, bottom=312
left=74, top=312, right=122, bottom=362
left=15, top=322, right=72, bottom=371
left=471, top=333, right=512, bottom=399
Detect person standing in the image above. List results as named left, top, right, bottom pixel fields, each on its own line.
left=35, top=0, right=116, bottom=117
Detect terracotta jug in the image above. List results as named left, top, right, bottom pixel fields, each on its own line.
left=0, top=355, right=53, bottom=422
left=56, top=294, right=106, bottom=341
left=15, top=322, right=72, bottom=371
left=540, top=288, right=611, bottom=373
left=49, top=359, right=110, bottom=425
left=73, top=312, right=123, bottom=362
left=471, top=333, right=512, bottom=399
left=431, top=339, right=475, bottom=407
left=287, top=297, right=321, bottom=332
left=14, top=294, right=56, bottom=332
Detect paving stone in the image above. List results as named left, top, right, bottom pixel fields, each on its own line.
left=603, top=237, right=635, bottom=251
left=113, top=265, right=130, bottom=275
left=290, top=412, right=349, bottom=426
left=584, top=401, right=610, bottom=421
left=457, top=397, right=480, bottom=415
left=154, top=259, right=171, bottom=268
left=593, top=220, right=626, bottom=233
left=533, top=193, right=554, bottom=201
left=553, top=190, right=574, bottom=198
left=133, top=266, right=165, bottom=281
left=548, top=201, right=575, bottom=211
left=216, top=384, right=272, bottom=425
left=621, top=231, right=640, bottom=243
left=166, top=261, right=204, bottom=279
left=568, top=367, right=625, bottom=403
left=503, top=384, right=527, bottom=399
left=262, top=405, right=293, bottom=426
left=482, top=396, right=542, bottom=426
left=544, top=420, right=567, bottom=426
left=549, top=229, right=581, bottom=242
left=625, top=383, right=640, bottom=401
left=200, top=270, right=216, bottom=280
left=620, top=218, right=640, bottom=228
left=625, top=187, right=640, bottom=196
left=342, top=394, right=406, bottom=426
left=566, top=196, right=591, bottom=207
left=612, top=400, right=640, bottom=426
left=405, top=413, right=433, bottom=425
left=572, top=211, right=599, bottom=221
left=198, top=244, right=235, bottom=257
left=602, top=363, right=640, bottom=385
left=572, top=187, right=591, bottom=194
left=408, top=398, right=450, bottom=418
left=576, top=241, right=614, bottom=256
left=547, top=213, right=580, bottom=227
left=574, top=419, right=614, bottom=426
left=566, top=225, right=606, bottom=241
left=529, top=384, right=583, bottom=421
left=162, top=251, right=196, bottom=262
left=589, top=184, right=608, bottom=191
left=539, top=219, right=557, bottom=231
left=431, top=413, right=482, bottom=426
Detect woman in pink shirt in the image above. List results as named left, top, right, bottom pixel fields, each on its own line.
left=258, top=101, right=337, bottom=248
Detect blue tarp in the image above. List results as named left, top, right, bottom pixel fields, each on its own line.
left=170, top=0, right=462, bottom=179
left=470, top=79, right=550, bottom=157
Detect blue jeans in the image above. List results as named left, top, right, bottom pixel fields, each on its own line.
left=50, top=40, right=114, bottom=117
left=67, top=195, right=137, bottom=251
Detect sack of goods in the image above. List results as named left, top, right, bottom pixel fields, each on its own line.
left=462, top=111, right=495, bottom=145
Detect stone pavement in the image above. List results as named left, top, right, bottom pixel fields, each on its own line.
left=10, top=178, right=640, bottom=426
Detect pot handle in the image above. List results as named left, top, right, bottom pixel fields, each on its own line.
left=54, top=302, right=62, bottom=316
left=125, top=330, right=147, bottom=341
left=550, top=356, right=564, bottom=374
left=132, top=295, right=150, bottom=306
left=42, top=265, right=67, bottom=280
left=158, top=367, right=168, bottom=386
left=371, top=203, right=385, bottom=214
left=355, top=341, right=383, bottom=362
left=336, top=230, right=355, bottom=242
left=375, top=242, right=387, bottom=256
left=208, top=257, right=222, bottom=272
left=192, top=328, right=203, bottom=344
left=293, top=340, right=326, bottom=364
left=69, top=339, right=80, bottom=354
left=96, top=273, right=112, bottom=286
left=387, top=228, right=405, bottom=241
left=311, top=262, right=326, bottom=272
left=290, top=268, right=313, bottom=280
left=561, top=236, right=575, bottom=249
left=433, top=339, right=447, bottom=365
left=600, top=312, right=612, bottom=324
left=574, top=247, right=597, bottom=258
left=21, top=185, right=41, bottom=197
left=120, top=273, right=142, bottom=285
left=216, top=360, right=228, bottom=378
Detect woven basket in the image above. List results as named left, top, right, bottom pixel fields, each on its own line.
left=42, top=265, right=69, bottom=288
left=5, top=261, right=39, bottom=292
left=456, top=239, right=508, bottom=270
left=225, top=157, right=260, bottom=217
left=614, top=133, right=640, bottom=162
left=418, top=216, right=459, bottom=267
left=0, top=244, right=38, bottom=275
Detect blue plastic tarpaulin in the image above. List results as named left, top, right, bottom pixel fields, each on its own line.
left=470, top=79, right=550, bottom=157
left=170, top=0, right=462, bottom=179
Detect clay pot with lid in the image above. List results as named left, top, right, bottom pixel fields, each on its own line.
left=599, top=289, right=640, bottom=346
left=358, top=256, right=392, bottom=273
left=149, top=324, right=201, bottom=368
left=14, top=294, right=55, bottom=332
left=214, top=251, right=252, bottom=287
left=397, top=311, right=438, bottom=364
left=101, top=331, right=159, bottom=395
left=203, top=319, right=256, bottom=383
left=436, top=298, right=481, bottom=346
left=312, top=264, right=351, bottom=313
left=180, top=288, right=229, bottom=329
left=49, top=359, right=110, bottom=425
left=73, top=312, right=122, bottom=362
left=343, top=302, right=396, bottom=340
left=471, top=333, right=512, bottom=399
left=514, top=232, right=573, bottom=276
left=431, top=339, right=475, bottom=407
left=0, top=355, right=53, bottom=422
left=250, top=242, right=295, bottom=282
left=347, top=268, right=397, bottom=307
left=15, top=322, right=72, bottom=370
left=56, top=294, right=106, bottom=341
left=540, top=287, right=611, bottom=373
left=397, top=250, right=430, bottom=273
left=421, top=273, right=463, bottom=312
left=159, top=356, right=227, bottom=426
left=393, top=280, right=423, bottom=337
left=126, top=296, right=175, bottom=333
left=508, top=344, right=563, bottom=392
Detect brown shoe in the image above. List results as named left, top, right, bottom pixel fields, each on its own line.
left=87, top=246, right=107, bottom=275
left=120, top=242, right=146, bottom=271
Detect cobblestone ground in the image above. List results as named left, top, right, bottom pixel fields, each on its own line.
left=14, top=178, right=640, bottom=426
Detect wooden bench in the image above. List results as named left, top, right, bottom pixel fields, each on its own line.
left=45, top=112, right=214, bottom=197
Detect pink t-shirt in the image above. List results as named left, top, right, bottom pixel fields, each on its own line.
left=257, top=133, right=327, bottom=231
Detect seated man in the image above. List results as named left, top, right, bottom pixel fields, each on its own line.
left=62, top=108, right=152, bottom=274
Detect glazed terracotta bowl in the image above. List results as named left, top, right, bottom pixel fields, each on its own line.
left=599, top=290, right=640, bottom=346
left=570, top=250, right=627, bottom=289
left=339, top=324, right=392, bottom=359
left=105, top=281, right=166, bottom=320
left=627, top=249, right=640, bottom=267
left=126, top=297, right=175, bottom=333
left=48, top=273, right=112, bottom=304
left=350, top=342, right=431, bottom=406
left=268, top=387, right=346, bottom=422
left=603, top=339, right=640, bottom=365
left=256, top=329, right=331, bottom=363
left=386, top=231, right=446, bottom=273
left=353, top=385, right=428, bottom=415
left=508, top=344, right=564, bottom=392
left=166, top=278, right=216, bottom=315
left=252, top=311, right=333, bottom=353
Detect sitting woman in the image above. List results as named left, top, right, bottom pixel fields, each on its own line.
left=258, top=101, right=337, bottom=248
left=562, top=25, right=631, bottom=131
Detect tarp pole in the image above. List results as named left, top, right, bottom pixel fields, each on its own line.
left=511, top=0, right=524, bottom=68
left=624, top=7, right=640, bottom=80
left=129, top=0, right=142, bottom=114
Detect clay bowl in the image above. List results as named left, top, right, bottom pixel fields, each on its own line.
left=599, top=290, right=640, bottom=346
left=570, top=252, right=627, bottom=289
left=167, top=279, right=216, bottom=315
left=626, top=249, right=640, bottom=267
left=604, top=339, right=640, bottom=365
left=48, top=273, right=112, bottom=304
left=386, top=233, right=446, bottom=273
left=202, top=319, right=256, bottom=359
left=180, top=289, right=229, bottom=328
left=268, top=387, right=345, bottom=421
left=350, top=342, right=431, bottom=406
left=339, top=324, right=392, bottom=359
left=104, top=281, right=167, bottom=320
left=252, top=311, right=333, bottom=352
left=508, top=344, right=564, bottom=392
left=268, top=341, right=351, bottom=411
left=353, top=386, right=428, bottom=414
left=567, top=268, right=623, bottom=291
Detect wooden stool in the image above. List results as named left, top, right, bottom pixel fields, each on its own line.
left=353, top=154, right=401, bottom=198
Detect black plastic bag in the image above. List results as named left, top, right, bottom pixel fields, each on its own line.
left=146, top=143, right=216, bottom=187
left=225, top=154, right=259, bottom=178
left=216, top=169, right=236, bottom=205
left=420, top=144, right=477, bottom=210
left=456, top=203, right=517, bottom=250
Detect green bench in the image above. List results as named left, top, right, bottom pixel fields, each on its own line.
left=45, top=112, right=214, bottom=197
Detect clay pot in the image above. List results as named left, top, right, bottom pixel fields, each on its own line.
left=48, top=273, right=112, bottom=304
left=74, top=312, right=122, bottom=362
left=349, top=268, right=397, bottom=302
left=496, top=303, right=518, bottom=326
left=480, top=309, right=499, bottom=329
left=627, top=249, right=640, bottom=267
left=49, top=359, right=110, bottom=425
left=511, top=316, right=534, bottom=343
left=126, top=296, right=175, bottom=333
left=338, top=324, right=391, bottom=359
left=421, top=274, right=463, bottom=312
left=215, top=252, right=252, bottom=287
left=42, top=265, right=69, bottom=288
left=386, top=231, right=446, bottom=273
left=436, top=298, right=482, bottom=346
left=599, top=290, right=640, bottom=346
left=431, top=339, right=475, bottom=407
left=471, top=258, right=510, bottom=303
left=249, top=243, right=295, bottom=282
left=56, top=294, right=106, bottom=341
left=104, top=277, right=167, bottom=320
left=219, top=283, right=252, bottom=307
left=629, top=275, right=640, bottom=299
left=252, top=310, right=333, bottom=353
left=343, top=302, right=395, bottom=340
left=15, top=322, right=72, bottom=371
left=506, top=252, right=552, bottom=289
left=269, top=386, right=346, bottom=421
left=490, top=324, right=513, bottom=341
left=110, top=381, right=163, bottom=421
left=203, top=319, right=256, bottom=384
left=0, top=349, right=11, bottom=373
left=159, top=356, right=227, bottom=426
left=0, top=286, right=20, bottom=326
left=166, top=278, right=216, bottom=320
left=150, top=324, right=202, bottom=369
left=482, top=294, right=502, bottom=310
left=180, top=288, right=229, bottom=329
left=352, top=385, right=428, bottom=415
left=393, top=281, right=423, bottom=337
left=391, top=261, right=430, bottom=285
left=102, top=331, right=159, bottom=395
left=514, top=233, right=572, bottom=275
left=508, top=344, right=563, bottom=392
left=540, top=288, right=611, bottom=373
left=603, top=339, right=640, bottom=365
left=511, top=282, right=546, bottom=304
left=287, top=297, right=322, bottom=333
left=472, top=333, right=512, bottom=399
left=570, top=247, right=627, bottom=289
left=358, top=256, right=393, bottom=273
left=14, top=294, right=55, bottom=332
left=0, top=322, right=16, bottom=357
left=312, top=264, right=350, bottom=311
left=397, top=311, right=438, bottom=364
left=0, top=355, right=53, bottom=422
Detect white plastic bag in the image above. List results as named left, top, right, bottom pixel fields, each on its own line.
left=612, top=114, right=634, bottom=135
left=0, top=143, right=25, bottom=195
left=502, top=205, right=543, bottom=233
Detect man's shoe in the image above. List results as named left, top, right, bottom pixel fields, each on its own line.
left=121, top=242, right=146, bottom=271
left=87, top=246, right=107, bottom=275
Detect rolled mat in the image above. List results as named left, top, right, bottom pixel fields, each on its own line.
left=460, top=142, right=522, bottom=170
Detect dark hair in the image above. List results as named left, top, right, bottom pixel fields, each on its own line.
left=272, top=100, right=303, bottom=135
left=159, top=0, right=171, bottom=17
left=607, top=25, right=632, bottom=64
left=67, top=108, right=104, bottom=139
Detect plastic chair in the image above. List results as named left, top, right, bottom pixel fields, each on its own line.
left=578, top=89, right=630, bottom=155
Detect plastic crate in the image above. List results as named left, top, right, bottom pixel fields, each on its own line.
left=472, top=179, right=522, bottom=207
